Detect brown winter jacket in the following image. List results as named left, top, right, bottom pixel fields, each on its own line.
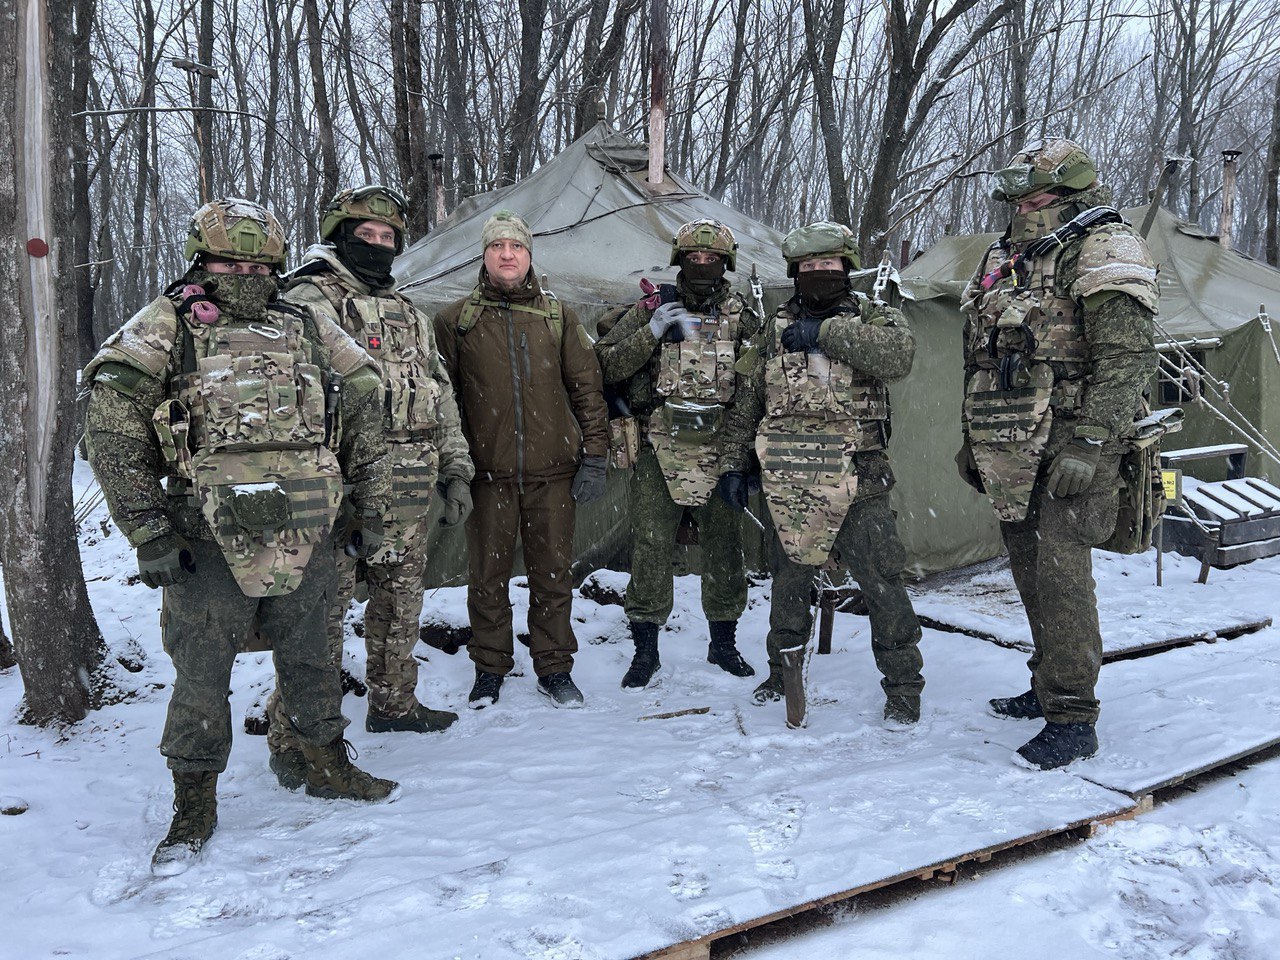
left=434, top=269, right=608, bottom=484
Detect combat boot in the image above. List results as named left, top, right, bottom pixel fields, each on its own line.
left=468, top=668, right=504, bottom=709
left=752, top=666, right=784, bottom=704
left=990, top=688, right=1044, bottom=720
left=537, top=671, right=585, bottom=708
left=366, top=702, right=459, bottom=734
left=621, top=621, right=661, bottom=689
left=883, top=694, right=920, bottom=726
left=268, top=748, right=307, bottom=791
left=151, top=771, right=218, bottom=877
left=301, top=738, right=401, bottom=803
left=1016, top=722, right=1098, bottom=770
left=707, top=620, right=755, bottom=677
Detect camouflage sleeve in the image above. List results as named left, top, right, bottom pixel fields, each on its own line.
left=561, top=305, right=610, bottom=459
left=594, top=303, right=659, bottom=384
left=338, top=383, right=391, bottom=517
left=817, top=301, right=915, bottom=383
left=1076, top=292, right=1157, bottom=441
left=428, top=340, right=474, bottom=483
left=84, top=378, right=174, bottom=547
left=717, top=336, right=766, bottom=475
left=281, top=280, right=342, bottom=327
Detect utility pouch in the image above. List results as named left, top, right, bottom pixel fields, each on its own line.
left=227, top=483, right=291, bottom=533
left=152, top=399, right=194, bottom=480
left=658, top=399, right=724, bottom=441
left=608, top=415, right=641, bottom=470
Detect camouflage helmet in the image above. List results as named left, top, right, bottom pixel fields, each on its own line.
left=781, top=221, right=860, bottom=278
left=320, top=185, right=409, bottom=253
left=990, top=138, right=1098, bottom=202
left=184, top=198, right=288, bottom=268
left=670, top=218, right=737, bottom=272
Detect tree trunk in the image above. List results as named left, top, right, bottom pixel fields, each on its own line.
left=195, top=0, right=216, bottom=202
left=302, top=0, right=339, bottom=203
left=403, top=0, right=431, bottom=240
left=0, top=0, right=106, bottom=725
left=801, top=0, right=850, bottom=225
left=1266, top=70, right=1280, bottom=267
left=0, top=617, right=14, bottom=670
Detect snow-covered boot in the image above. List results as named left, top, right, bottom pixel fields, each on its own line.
left=990, top=688, right=1044, bottom=720
left=752, top=666, right=784, bottom=704
left=883, top=694, right=920, bottom=726
left=468, top=668, right=504, bottom=709
left=622, top=621, right=661, bottom=689
left=1016, top=722, right=1098, bottom=770
left=366, top=702, right=459, bottom=734
left=537, top=671, right=585, bottom=708
left=268, top=748, right=307, bottom=791
left=301, top=738, right=400, bottom=803
left=151, top=770, right=218, bottom=876
left=707, top=620, right=755, bottom=677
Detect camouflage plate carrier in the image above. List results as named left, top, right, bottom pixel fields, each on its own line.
left=86, top=295, right=371, bottom=597
left=757, top=301, right=889, bottom=566
left=961, top=210, right=1159, bottom=522
left=647, top=293, right=745, bottom=506
left=306, top=274, right=441, bottom=528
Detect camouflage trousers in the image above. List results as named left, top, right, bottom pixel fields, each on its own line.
left=162, top=538, right=344, bottom=773
left=267, top=516, right=431, bottom=753
left=625, top=444, right=747, bottom=625
left=1001, top=454, right=1121, bottom=724
left=767, top=489, right=924, bottom=702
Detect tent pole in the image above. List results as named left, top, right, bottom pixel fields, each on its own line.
left=648, top=0, right=667, bottom=185
left=1219, top=150, right=1243, bottom=251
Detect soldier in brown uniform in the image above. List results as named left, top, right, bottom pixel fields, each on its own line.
left=263, top=186, right=475, bottom=788
left=83, top=199, right=399, bottom=876
left=718, top=221, right=924, bottom=728
left=434, top=211, right=609, bottom=708
left=594, top=219, right=758, bottom=689
left=959, top=139, right=1158, bottom=769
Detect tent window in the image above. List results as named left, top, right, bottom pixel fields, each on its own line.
left=1159, top=349, right=1207, bottom=404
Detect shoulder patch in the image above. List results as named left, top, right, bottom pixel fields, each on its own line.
left=1072, top=224, right=1159, bottom=314
left=92, top=361, right=151, bottom=398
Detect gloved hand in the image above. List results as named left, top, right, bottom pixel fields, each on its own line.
left=780, top=318, right=824, bottom=353
left=344, top=508, right=385, bottom=559
left=1046, top=438, right=1103, bottom=498
left=571, top=456, right=608, bottom=504
left=717, top=471, right=749, bottom=511
left=136, top=533, right=196, bottom=589
left=954, top=441, right=984, bottom=494
left=647, top=302, right=696, bottom=342
left=436, top=477, right=473, bottom=528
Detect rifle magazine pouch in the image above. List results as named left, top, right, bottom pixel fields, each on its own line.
left=609, top=415, right=641, bottom=471
left=152, top=399, right=195, bottom=480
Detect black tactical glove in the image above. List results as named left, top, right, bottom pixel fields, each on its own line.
left=717, top=471, right=749, bottom=511
left=1046, top=437, right=1103, bottom=498
left=436, top=477, right=474, bottom=528
left=136, top=533, right=196, bottom=589
left=571, top=456, right=608, bottom=504
left=955, top=441, right=984, bottom=494
left=780, top=318, right=824, bottom=353
left=344, top=508, right=385, bottom=559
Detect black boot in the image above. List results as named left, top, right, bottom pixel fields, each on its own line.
left=537, top=671, right=585, bottom=708
left=468, top=668, right=504, bottom=709
left=151, top=771, right=218, bottom=876
left=752, top=666, right=784, bottom=704
left=622, top=621, right=661, bottom=689
left=268, top=749, right=307, bottom=791
left=1016, top=722, right=1098, bottom=770
left=990, top=688, right=1044, bottom=720
left=707, top=620, right=755, bottom=677
left=366, top=702, right=459, bottom=733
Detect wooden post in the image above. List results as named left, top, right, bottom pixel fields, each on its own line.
left=1220, top=150, right=1242, bottom=251
left=648, top=0, right=666, bottom=185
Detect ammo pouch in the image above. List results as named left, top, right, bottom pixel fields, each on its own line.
left=152, top=399, right=194, bottom=480
left=608, top=415, right=641, bottom=470
left=657, top=340, right=736, bottom=403
left=1099, top=407, right=1183, bottom=555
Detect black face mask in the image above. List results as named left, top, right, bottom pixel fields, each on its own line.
left=680, top=258, right=727, bottom=299
left=795, top=270, right=849, bottom=313
left=335, top=222, right=398, bottom=288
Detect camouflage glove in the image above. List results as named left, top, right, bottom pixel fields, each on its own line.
left=954, top=441, right=984, bottom=493
left=1046, top=438, right=1103, bottom=498
left=571, top=456, right=608, bottom=504
left=648, top=302, right=696, bottom=342
left=436, top=477, right=473, bottom=528
left=136, top=533, right=196, bottom=589
left=717, top=471, right=749, bottom=511
left=344, top=508, right=385, bottom=559
left=780, top=318, right=823, bottom=353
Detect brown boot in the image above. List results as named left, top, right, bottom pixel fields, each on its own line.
left=151, top=771, right=218, bottom=876
left=301, top=738, right=400, bottom=803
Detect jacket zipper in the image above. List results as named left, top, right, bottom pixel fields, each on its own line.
left=504, top=304, right=526, bottom=492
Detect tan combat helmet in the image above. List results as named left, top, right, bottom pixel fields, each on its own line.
left=781, top=221, right=860, bottom=277
left=990, top=138, right=1098, bottom=202
left=670, top=218, right=738, bottom=272
left=320, top=185, right=410, bottom=253
left=184, top=198, right=288, bottom=268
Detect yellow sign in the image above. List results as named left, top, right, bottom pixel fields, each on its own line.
left=1161, top=468, right=1182, bottom=503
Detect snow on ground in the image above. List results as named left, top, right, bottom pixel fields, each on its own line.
left=1, top=462, right=1278, bottom=959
